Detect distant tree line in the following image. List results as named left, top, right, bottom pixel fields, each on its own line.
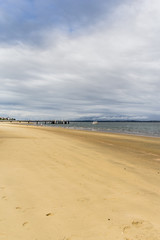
left=0, top=117, right=16, bottom=120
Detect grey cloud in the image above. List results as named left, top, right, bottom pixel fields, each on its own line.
left=0, top=0, right=160, bottom=120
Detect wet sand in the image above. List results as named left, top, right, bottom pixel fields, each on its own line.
left=0, top=123, right=160, bottom=240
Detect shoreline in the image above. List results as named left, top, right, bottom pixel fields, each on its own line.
left=7, top=120, right=160, bottom=139
left=0, top=123, right=160, bottom=239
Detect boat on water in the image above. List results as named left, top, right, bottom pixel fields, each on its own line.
left=92, top=121, right=98, bottom=125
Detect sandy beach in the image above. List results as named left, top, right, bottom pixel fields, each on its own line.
left=0, top=123, right=160, bottom=240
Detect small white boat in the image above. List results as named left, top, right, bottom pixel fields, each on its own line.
left=92, top=121, right=98, bottom=125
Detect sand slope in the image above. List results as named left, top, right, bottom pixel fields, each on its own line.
left=0, top=123, right=160, bottom=240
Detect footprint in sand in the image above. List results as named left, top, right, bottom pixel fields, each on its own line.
left=77, top=197, right=89, bottom=203
left=0, top=232, right=5, bottom=236
left=123, top=220, right=160, bottom=240
left=1, top=196, right=7, bottom=200
left=16, top=207, right=21, bottom=209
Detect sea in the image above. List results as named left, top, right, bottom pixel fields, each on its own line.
left=39, top=121, right=160, bottom=138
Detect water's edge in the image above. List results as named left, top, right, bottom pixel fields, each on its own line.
left=32, top=121, right=160, bottom=138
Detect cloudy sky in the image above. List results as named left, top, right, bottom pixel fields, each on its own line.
left=0, top=0, right=160, bottom=120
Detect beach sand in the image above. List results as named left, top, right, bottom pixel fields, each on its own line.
left=0, top=123, right=160, bottom=240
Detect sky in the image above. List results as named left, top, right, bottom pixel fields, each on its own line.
left=0, top=0, right=160, bottom=120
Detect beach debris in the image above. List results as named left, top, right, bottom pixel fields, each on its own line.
left=22, top=222, right=28, bottom=226
left=46, top=212, right=53, bottom=216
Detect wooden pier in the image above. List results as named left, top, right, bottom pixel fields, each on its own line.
left=0, top=120, right=69, bottom=125
left=19, top=120, right=70, bottom=125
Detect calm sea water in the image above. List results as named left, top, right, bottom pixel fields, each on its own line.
left=41, top=121, right=160, bottom=137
